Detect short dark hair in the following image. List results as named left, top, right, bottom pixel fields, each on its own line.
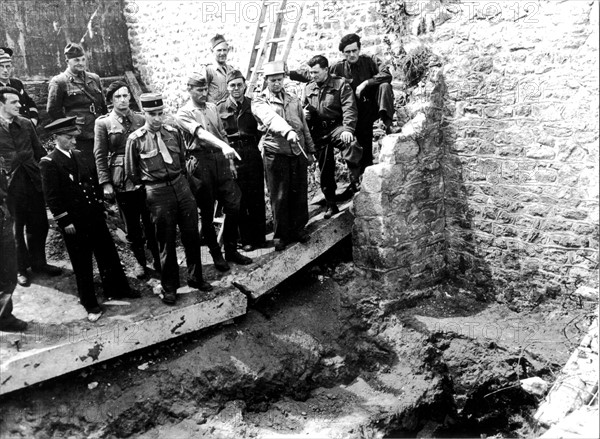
left=105, top=80, right=131, bottom=103
left=339, top=33, right=361, bottom=52
left=307, top=55, right=329, bottom=69
left=0, top=86, right=20, bottom=104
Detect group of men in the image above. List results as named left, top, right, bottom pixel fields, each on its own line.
left=0, top=31, right=394, bottom=330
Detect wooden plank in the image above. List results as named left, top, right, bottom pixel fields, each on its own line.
left=124, top=70, right=144, bottom=111
left=0, top=288, right=247, bottom=395
left=232, top=204, right=353, bottom=300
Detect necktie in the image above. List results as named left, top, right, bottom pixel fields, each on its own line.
left=155, top=132, right=173, bottom=164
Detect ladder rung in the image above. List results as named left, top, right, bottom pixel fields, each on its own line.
left=266, top=37, right=286, bottom=44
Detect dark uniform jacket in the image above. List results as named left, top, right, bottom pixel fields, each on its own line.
left=0, top=78, right=39, bottom=121
left=40, top=148, right=104, bottom=229
left=0, top=115, right=44, bottom=194
left=124, top=124, right=186, bottom=185
left=329, top=54, right=392, bottom=93
left=216, top=96, right=260, bottom=142
left=94, top=110, right=145, bottom=191
left=303, top=74, right=358, bottom=134
left=47, top=69, right=107, bottom=140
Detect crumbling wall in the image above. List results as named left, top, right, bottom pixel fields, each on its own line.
left=124, top=0, right=388, bottom=111
left=354, top=1, right=599, bottom=300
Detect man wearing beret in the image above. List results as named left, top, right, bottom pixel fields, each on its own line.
left=290, top=34, right=394, bottom=178
left=217, top=70, right=266, bottom=251
left=0, top=47, right=39, bottom=125
left=252, top=61, right=316, bottom=252
left=41, top=117, right=137, bottom=322
left=0, top=86, right=60, bottom=287
left=205, top=34, right=237, bottom=104
left=331, top=33, right=394, bottom=173
left=47, top=43, right=107, bottom=171
left=176, top=72, right=252, bottom=272
left=125, top=93, right=212, bottom=305
left=94, top=81, right=160, bottom=278
left=302, top=55, right=362, bottom=219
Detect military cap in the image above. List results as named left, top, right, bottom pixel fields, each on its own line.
left=139, top=93, right=164, bottom=111
left=210, top=34, right=227, bottom=50
left=262, top=61, right=286, bottom=77
left=45, top=116, right=80, bottom=135
left=339, top=33, right=361, bottom=52
left=105, top=80, right=130, bottom=102
left=64, top=43, right=85, bottom=59
left=226, top=70, right=245, bottom=84
left=0, top=47, right=13, bottom=63
left=188, top=72, right=207, bottom=87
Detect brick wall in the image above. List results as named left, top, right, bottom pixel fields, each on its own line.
left=123, top=0, right=388, bottom=112
left=354, top=1, right=599, bottom=301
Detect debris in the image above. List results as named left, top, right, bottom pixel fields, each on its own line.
left=520, top=377, right=549, bottom=397
left=87, top=382, right=98, bottom=390
left=138, top=362, right=150, bottom=371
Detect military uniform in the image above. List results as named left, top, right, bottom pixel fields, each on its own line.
left=94, top=109, right=159, bottom=270
left=329, top=54, right=394, bottom=170
left=0, top=114, right=50, bottom=278
left=205, top=62, right=236, bottom=104
left=217, top=95, right=266, bottom=248
left=47, top=69, right=106, bottom=169
left=40, top=120, right=132, bottom=314
left=176, top=98, right=244, bottom=266
left=303, top=74, right=362, bottom=209
left=125, top=118, right=208, bottom=300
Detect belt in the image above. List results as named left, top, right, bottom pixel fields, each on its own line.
left=319, top=119, right=342, bottom=130
left=144, top=174, right=182, bottom=189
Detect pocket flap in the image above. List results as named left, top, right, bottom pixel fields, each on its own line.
left=140, top=149, right=158, bottom=159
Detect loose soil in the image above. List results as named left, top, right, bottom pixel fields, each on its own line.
left=0, top=238, right=596, bottom=438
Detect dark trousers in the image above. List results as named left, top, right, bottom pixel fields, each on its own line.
left=190, top=149, right=241, bottom=254
left=233, top=141, right=266, bottom=246
left=356, top=82, right=394, bottom=170
left=75, top=138, right=96, bottom=172
left=62, top=216, right=130, bottom=312
left=314, top=125, right=362, bottom=203
left=115, top=189, right=159, bottom=266
left=0, top=203, right=17, bottom=320
left=145, top=176, right=203, bottom=294
left=6, top=176, right=49, bottom=273
left=263, top=152, right=308, bottom=242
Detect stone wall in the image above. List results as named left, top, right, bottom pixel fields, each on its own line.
left=123, top=0, right=388, bottom=112
left=354, top=1, right=599, bottom=300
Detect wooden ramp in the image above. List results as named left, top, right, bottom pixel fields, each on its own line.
left=0, top=199, right=354, bottom=396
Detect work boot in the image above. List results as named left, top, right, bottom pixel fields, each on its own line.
left=210, top=249, right=230, bottom=272
left=225, top=251, right=253, bottom=265
left=324, top=203, right=340, bottom=219
left=16, top=272, right=29, bottom=287
left=274, top=239, right=287, bottom=252
left=32, top=264, right=62, bottom=276
left=0, top=315, right=28, bottom=332
left=161, top=290, right=177, bottom=305
left=291, top=229, right=311, bottom=244
left=187, top=278, right=214, bottom=292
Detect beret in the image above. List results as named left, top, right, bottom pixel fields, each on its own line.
left=105, top=80, right=130, bottom=102
left=226, top=70, right=245, bottom=83
left=339, top=33, right=361, bottom=52
left=140, top=93, right=164, bottom=111
left=45, top=116, right=80, bottom=135
left=64, top=43, right=85, bottom=59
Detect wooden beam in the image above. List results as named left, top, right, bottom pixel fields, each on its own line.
left=125, top=70, right=145, bottom=111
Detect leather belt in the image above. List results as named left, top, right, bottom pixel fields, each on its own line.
left=319, top=119, right=342, bottom=130
left=144, top=174, right=182, bottom=189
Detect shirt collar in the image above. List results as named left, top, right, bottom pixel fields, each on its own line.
left=55, top=146, right=72, bottom=158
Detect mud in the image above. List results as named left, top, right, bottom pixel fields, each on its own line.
left=0, top=241, right=596, bottom=438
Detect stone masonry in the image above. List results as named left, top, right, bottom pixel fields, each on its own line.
left=353, top=1, right=599, bottom=300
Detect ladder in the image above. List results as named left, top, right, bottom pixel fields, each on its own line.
left=246, top=0, right=305, bottom=96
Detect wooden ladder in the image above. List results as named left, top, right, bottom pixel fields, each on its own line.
left=245, top=0, right=304, bottom=96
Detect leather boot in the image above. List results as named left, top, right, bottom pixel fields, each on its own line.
left=210, top=248, right=230, bottom=272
